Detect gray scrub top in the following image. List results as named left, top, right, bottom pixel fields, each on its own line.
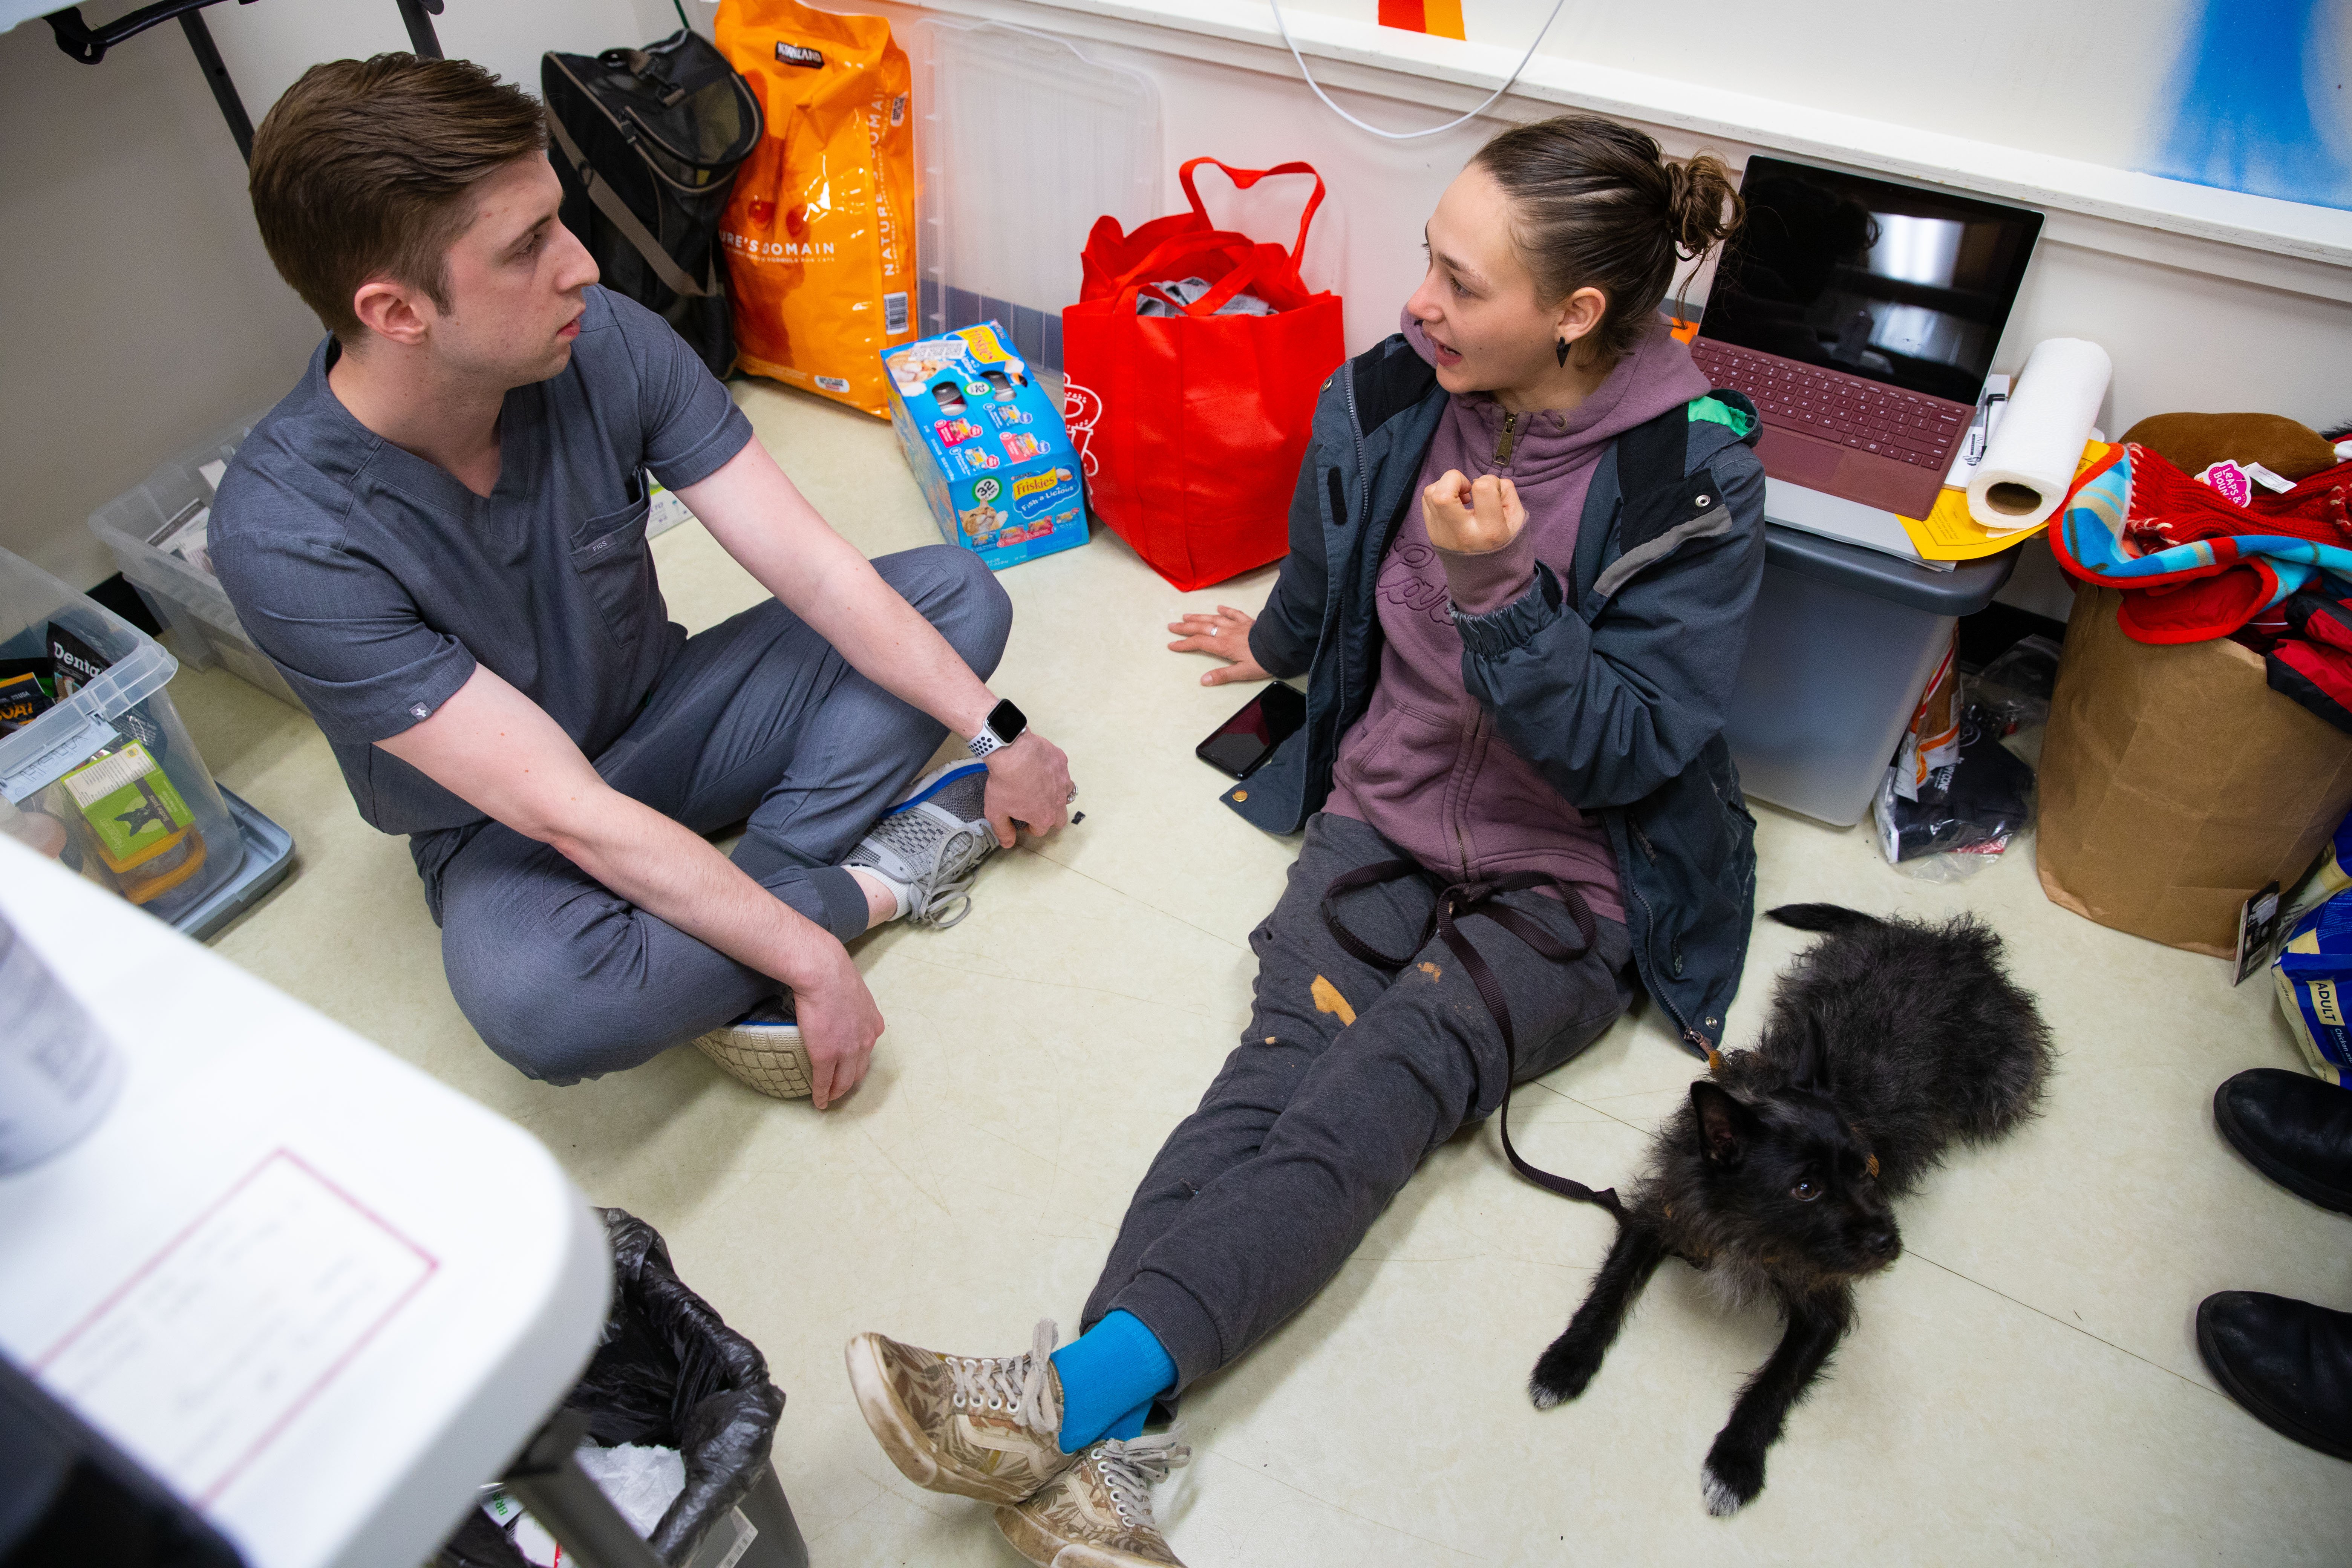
left=211, top=286, right=755, bottom=837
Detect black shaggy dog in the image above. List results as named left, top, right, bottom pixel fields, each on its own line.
left=1528, top=903, right=2053, bottom=1516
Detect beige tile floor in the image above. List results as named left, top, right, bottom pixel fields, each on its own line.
left=165, top=381, right=2352, bottom=1566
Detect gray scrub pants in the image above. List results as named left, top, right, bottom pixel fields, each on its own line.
left=431, top=545, right=1010, bottom=1083
left=1083, top=810, right=1634, bottom=1395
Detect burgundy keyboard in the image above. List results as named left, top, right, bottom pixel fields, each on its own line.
left=1689, top=337, right=1966, bottom=470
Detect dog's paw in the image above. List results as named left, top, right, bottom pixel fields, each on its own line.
left=1700, top=1442, right=1765, bottom=1517
left=1528, top=1332, right=1605, bottom=1409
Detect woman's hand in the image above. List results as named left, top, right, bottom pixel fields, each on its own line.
left=1422, top=470, right=1527, bottom=554
left=1167, top=605, right=1268, bottom=687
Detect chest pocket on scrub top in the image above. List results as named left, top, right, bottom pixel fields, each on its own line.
left=569, top=492, right=655, bottom=650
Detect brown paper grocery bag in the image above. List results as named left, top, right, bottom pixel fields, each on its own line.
left=2037, top=586, right=2352, bottom=956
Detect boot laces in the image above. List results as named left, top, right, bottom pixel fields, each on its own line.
left=947, top=1318, right=1061, bottom=1432
left=1091, top=1429, right=1190, bottom=1527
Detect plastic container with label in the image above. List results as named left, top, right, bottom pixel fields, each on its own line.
left=0, top=545, right=244, bottom=923
left=85, top=412, right=306, bottom=710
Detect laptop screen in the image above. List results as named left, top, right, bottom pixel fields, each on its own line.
left=1697, top=156, right=2043, bottom=405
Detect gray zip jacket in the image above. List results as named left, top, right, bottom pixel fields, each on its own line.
left=1225, top=328, right=1768, bottom=1055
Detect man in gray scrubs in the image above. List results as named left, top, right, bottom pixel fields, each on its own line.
left=211, top=55, right=1071, bottom=1108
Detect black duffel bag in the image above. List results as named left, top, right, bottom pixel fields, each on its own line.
left=543, top=31, right=761, bottom=378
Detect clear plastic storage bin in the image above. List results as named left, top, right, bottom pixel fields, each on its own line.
left=0, top=545, right=245, bottom=924
left=86, top=414, right=305, bottom=710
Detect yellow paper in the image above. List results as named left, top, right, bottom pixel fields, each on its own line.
left=1897, top=441, right=2112, bottom=561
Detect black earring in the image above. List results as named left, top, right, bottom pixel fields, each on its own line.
left=1555, top=337, right=1571, bottom=368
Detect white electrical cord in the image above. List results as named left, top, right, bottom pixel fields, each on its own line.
left=1265, top=0, right=1570, bottom=141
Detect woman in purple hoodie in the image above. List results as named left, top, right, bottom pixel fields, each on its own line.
left=848, top=117, right=1762, bottom=1565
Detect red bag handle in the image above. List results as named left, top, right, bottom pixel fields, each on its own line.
left=1118, top=248, right=1274, bottom=320
left=1107, top=227, right=1256, bottom=295
left=1185, top=251, right=1269, bottom=315
left=1179, top=158, right=1326, bottom=270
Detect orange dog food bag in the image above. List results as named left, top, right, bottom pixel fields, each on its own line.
left=716, top=0, right=917, bottom=416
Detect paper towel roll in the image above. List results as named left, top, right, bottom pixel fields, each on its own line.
left=1966, top=337, right=2112, bottom=532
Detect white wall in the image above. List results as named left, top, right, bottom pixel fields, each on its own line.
left=1282, top=0, right=2201, bottom=182
left=0, top=0, right=677, bottom=591
left=0, top=20, right=315, bottom=589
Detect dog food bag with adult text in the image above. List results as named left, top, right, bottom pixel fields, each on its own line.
left=2275, top=891, right=2352, bottom=1086
left=715, top=0, right=917, bottom=416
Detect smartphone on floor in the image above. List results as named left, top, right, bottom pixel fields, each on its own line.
left=1196, top=683, right=1306, bottom=779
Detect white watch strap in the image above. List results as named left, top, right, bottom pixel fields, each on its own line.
left=966, top=728, right=1004, bottom=760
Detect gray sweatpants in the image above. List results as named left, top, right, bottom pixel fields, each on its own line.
left=428, top=546, right=1010, bottom=1083
left=1084, top=810, right=1634, bottom=1395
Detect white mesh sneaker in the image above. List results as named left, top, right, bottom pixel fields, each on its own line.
left=691, top=996, right=811, bottom=1099
left=846, top=761, right=1000, bottom=927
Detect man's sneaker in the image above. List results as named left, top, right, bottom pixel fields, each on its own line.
left=847, top=761, right=998, bottom=928
left=691, top=997, right=811, bottom=1099
left=995, top=1430, right=1192, bottom=1568
left=844, top=1318, right=1076, bottom=1504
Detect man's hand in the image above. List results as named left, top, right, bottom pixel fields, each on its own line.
left=1167, top=604, right=1268, bottom=686
left=790, top=939, right=885, bottom=1109
left=1423, top=470, right=1526, bottom=554
left=982, top=730, right=1074, bottom=849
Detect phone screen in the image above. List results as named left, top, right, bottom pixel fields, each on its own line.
left=1196, top=684, right=1307, bottom=779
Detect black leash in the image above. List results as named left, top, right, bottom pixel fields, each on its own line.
left=1319, top=860, right=1628, bottom=1222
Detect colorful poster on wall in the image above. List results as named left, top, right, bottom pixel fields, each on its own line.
left=2143, top=0, right=2351, bottom=211
left=1377, top=0, right=1466, bottom=40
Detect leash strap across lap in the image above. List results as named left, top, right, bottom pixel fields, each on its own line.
left=1318, top=860, right=1628, bottom=1222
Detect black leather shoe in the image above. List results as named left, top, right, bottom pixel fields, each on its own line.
left=2197, top=1291, right=2352, bottom=1461
left=2214, top=1069, right=2352, bottom=1214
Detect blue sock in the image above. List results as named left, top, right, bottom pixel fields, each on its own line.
left=1099, top=1398, right=1150, bottom=1444
left=1049, top=1310, right=1175, bottom=1453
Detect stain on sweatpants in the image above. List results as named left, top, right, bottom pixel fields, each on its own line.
left=1310, top=974, right=1356, bottom=1027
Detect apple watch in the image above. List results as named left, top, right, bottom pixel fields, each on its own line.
left=966, top=697, right=1027, bottom=760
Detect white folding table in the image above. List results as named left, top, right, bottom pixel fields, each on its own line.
left=0, top=834, right=613, bottom=1568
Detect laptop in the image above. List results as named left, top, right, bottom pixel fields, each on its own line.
left=1690, top=156, right=2044, bottom=521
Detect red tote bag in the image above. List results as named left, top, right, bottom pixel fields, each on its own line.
left=1061, top=159, right=1347, bottom=592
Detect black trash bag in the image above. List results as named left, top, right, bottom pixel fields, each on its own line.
left=543, top=32, right=761, bottom=379
left=572, top=1207, right=784, bottom=1560
left=434, top=1208, right=785, bottom=1568
left=1877, top=700, right=2037, bottom=868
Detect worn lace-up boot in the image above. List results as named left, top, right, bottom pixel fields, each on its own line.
left=994, top=1429, right=1192, bottom=1568
left=844, top=1318, right=1077, bottom=1504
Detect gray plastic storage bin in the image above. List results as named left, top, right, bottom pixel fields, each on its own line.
left=86, top=414, right=305, bottom=711
left=1726, top=526, right=2017, bottom=827
left=0, top=546, right=246, bottom=923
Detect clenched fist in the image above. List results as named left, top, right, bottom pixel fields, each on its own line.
left=1422, top=469, right=1526, bottom=554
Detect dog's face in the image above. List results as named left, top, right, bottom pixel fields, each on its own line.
left=1689, top=1080, right=1901, bottom=1279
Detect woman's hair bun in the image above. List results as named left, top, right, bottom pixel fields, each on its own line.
left=1664, top=154, right=1743, bottom=257
left=1472, top=115, right=1745, bottom=364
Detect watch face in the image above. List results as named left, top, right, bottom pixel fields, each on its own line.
left=989, top=698, right=1027, bottom=742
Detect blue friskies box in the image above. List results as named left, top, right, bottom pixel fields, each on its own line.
left=881, top=322, right=1090, bottom=571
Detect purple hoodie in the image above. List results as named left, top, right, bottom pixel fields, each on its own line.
left=1322, top=310, right=1710, bottom=921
